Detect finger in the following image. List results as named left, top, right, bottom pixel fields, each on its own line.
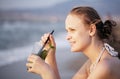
left=40, top=35, right=47, bottom=45
left=26, top=63, right=33, bottom=68
left=40, top=40, right=43, bottom=46
left=30, top=54, right=44, bottom=64
left=41, top=34, right=49, bottom=44
left=27, top=67, right=34, bottom=73
left=26, top=62, right=33, bottom=71
left=44, top=33, right=49, bottom=37
left=43, top=33, right=50, bottom=42
left=49, top=35, right=56, bottom=47
left=27, top=54, right=37, bottom=63
left=41, top=36, right=45, bottom=43
left=27, top=66, right=33, bottom=72
left=27, top=55, right=33, bottom=63
left=30, top=54, right=40, bottom=59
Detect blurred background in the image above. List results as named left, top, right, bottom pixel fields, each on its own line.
left=0, top=0, right=120, bottom=79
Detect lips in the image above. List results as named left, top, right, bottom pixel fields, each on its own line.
left=69, top=41, right=75, bottom=46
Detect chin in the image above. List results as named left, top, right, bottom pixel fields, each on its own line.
left=71, top=48, right=81, bottom=52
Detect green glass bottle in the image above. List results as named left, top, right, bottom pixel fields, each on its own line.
left=39, top=50, right=48, bottom=60
left=37, top=30, right=54, bottom=60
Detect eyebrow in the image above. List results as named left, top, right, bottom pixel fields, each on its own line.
left=66, top=27, right=76, bottom=31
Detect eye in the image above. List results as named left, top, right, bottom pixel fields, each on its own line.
left=66, top=27, right=76, bottom=33
left=69, top=28, right=75, bottom=32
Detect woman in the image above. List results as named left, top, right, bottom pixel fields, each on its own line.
left=26, top=6, right=120, bottom=79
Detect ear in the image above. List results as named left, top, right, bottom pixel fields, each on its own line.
left=89, top=24, right=96, bottom=36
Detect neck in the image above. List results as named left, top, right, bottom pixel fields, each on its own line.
left=83, top=40, right=104, bottom=64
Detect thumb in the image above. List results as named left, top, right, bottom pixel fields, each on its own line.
left=49, top=35, right=56, bottom=48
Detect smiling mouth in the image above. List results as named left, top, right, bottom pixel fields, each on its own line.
left=70, top=41, right=75, bottom=46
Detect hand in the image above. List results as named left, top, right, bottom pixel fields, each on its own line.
left=40, top=33, right=56, bottom=61
left=26, top=54, right=56, bottom=79
left=26, top=33, right=58, bottom=79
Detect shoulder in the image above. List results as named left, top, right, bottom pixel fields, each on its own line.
left=88, top=61, right=112, bottom=79
left=97, top=57, right=120, bottom=73
left=78, top=59, right=91, bottom=70
left=90, top=57, right=120, bottom=79
left=76, top=59, right=91, bottom=74
left=72, top=59, right=90, bottom=79
left=96, top=59, right=112, bottom=75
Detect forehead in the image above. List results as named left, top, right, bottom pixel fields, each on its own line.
left=65, top=14, right=84, bottom=29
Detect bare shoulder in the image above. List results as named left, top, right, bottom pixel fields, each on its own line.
left=72, top=59, right=91, bottom=79
left=89, top=57, right=120, bottom=79
left=98, top=57, right=120, bottom=73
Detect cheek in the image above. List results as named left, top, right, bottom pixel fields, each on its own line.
left=73, top=32, right=91, bottom=52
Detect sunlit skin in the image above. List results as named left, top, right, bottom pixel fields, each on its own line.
left=65, top=14, right=105, bottom=63
left=65, top=14, right=91, bottom=52
left=26, top=34, right=60, bottom=79
left=26, top=12, right=120, bottom=79
left=65, top=14, right=120, bottom=79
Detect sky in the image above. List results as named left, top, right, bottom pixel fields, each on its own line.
left=0, top=0, right=67, bottom=10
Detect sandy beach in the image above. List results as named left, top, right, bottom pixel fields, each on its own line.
left=0, top=49, right=87, bottom=79
left=0, top=60, right=41, bottom=79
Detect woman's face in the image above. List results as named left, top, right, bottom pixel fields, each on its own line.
left=65, top=14, right=91, bottom=52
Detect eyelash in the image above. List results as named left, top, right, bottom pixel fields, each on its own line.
left=66, top=28, right=75, bottom=32
left=69, top=28, right=75, bottom=32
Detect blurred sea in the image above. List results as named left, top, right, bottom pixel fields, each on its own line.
left=0, top=21, right=70, bottom=67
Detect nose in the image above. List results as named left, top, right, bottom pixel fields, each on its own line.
left=66, top=33, right=72, bottom=40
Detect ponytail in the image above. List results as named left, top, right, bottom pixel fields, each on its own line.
left=96, top=20, right=120, bottom=59
left=95, top=20, right=116, bottom=40
left=70, top=6, right=120, bottom=58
